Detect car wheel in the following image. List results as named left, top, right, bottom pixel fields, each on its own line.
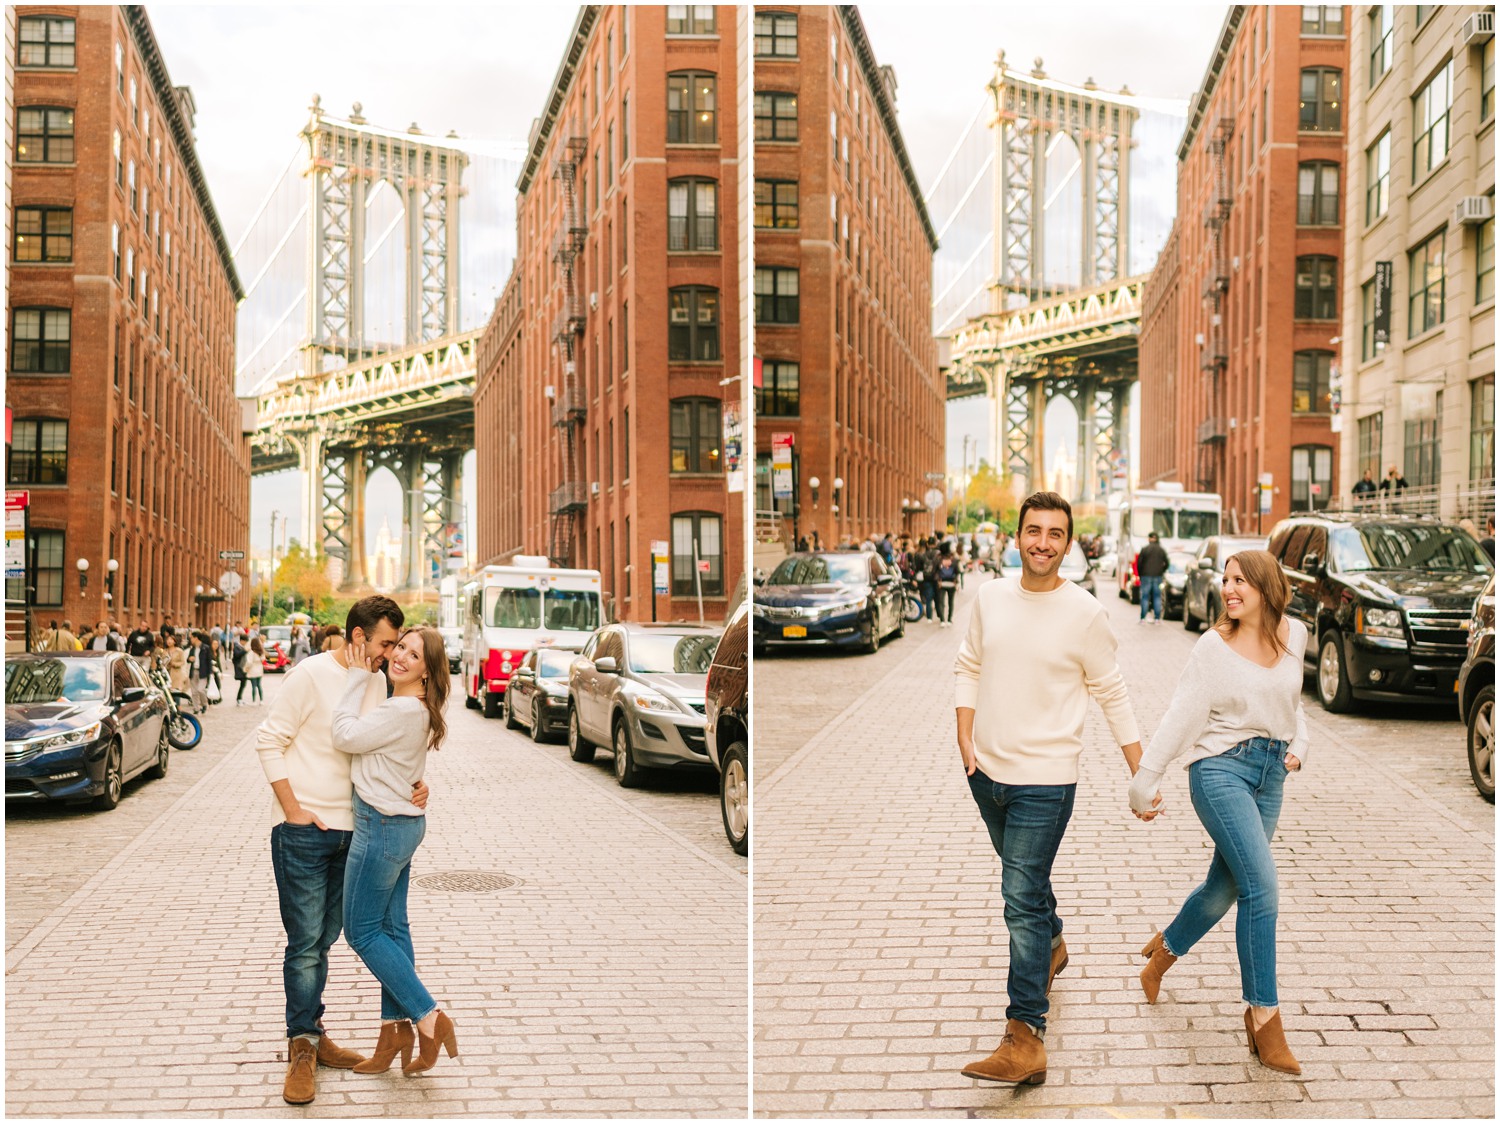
left=482, top=684, right=501, bottom=720
left=1468, top=684, right=1495, bottom=804
left=892, top=611, right=906, bottom=640
left=568, top=707, right=595, bottom=763
left=1317, top=629, right=1355, bottom=713
left=1183, top=596, right=1199, bottom=632
left=94, top=740, right=124, bottom=811
left=720, top=740, right=749, bottom=856
left=145, top=733, right=170, bottom=780
left=464, top=672, right=480, bottom=710
left=613, top=718, right=642, bottom=788
left=531, top=700, right=548, bottom=743
left=503, top=690, right=520, bottom=730
left=859, top=616, right=879, bottom=655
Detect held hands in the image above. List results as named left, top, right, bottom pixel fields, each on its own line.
left=1133, top=792, right=1165, bottom=822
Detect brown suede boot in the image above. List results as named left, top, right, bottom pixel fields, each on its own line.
left=403, top=1010, right=458, bottom=1075
left=352, top=1021, right=415, bottom=1074
left=1245, top=1008, right=1301, bottom=1075
left=1138, top=931, right=1177, bottom=1004
left=282, top=1037, right=317, bottom=1105
left=314, top=1029, right=367, bottom=1070
left=1045, top=939, right=1069, bottom=996
left=960, top=1018, right=1047, bottom=1085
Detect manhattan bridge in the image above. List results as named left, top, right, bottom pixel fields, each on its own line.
left=924, top=53, right=1186, bottom=504
left=234, top=97, right=523, bottom=590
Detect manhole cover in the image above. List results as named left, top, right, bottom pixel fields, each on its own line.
left=413, top=871, right=521, bottom=893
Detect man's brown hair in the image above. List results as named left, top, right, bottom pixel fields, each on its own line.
left=345, top=596, right=404, bottom=643
left=1017, top=491, right=1074, bottom=543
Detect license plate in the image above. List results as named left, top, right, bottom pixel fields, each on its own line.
left=782, top=625, right=807, bottom=638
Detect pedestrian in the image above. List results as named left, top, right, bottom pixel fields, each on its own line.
left=1136, top=531, right=1170, bottom=623
left=108, top=621, right=126, bottom=650
left=937, top=545, right=959, bottom=626
left=1481, top=515, right=1495, bottom=562
left=254, top=595, right=426, bottom=1105
left=233, top=631, right=251, bottom=706
left=920, top=538, right=941, bottom=622
left=188, top=632, right=210, bottom=712
left=954, top=491, right=1146, bottom=1086
left=87, top=620, right=119, bottom=651
left=126, top=619, right=156, bottom=661
left=1378, top=465, right=1408, bottom=497
left=208, top=634, right=226, bottom=703
left=291, top=626, right=312, bottom=665
left=165, top=633, right=189, bottom=693
left=1351, top=468, right=1377, bottom=503
left=1126, top=549, right=1308, bottom=1075
left=334, top=626, right=458, bottom=1077
left=245, top=637, right=267, bottom=704
left=37, top=620, right=63, bottom=652
left=321, top=624, right=346, bottom=653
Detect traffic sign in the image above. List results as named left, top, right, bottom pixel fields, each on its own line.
left=219, top=570, right=243, bottom=596
left=924, top=487, right=944, bottom=509
left=219, top=550, right=245, bottom=560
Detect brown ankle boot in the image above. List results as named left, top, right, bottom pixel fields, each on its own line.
left=403, top=1011, right=458, bottom=1075
left=1045, top=938, right=1069, bottom=996
left=352, top=1021, right=415, bottom=1074
left=314, top=1029, right=367, bottom=1069
left=283, top=1037, right=317, bottom=1105
left=1139, top=931, right=1178, bottom=1004
left=960, top=1018, right=1047, bottom=1085
left=1245, top=1008, right=1301, bottom=1074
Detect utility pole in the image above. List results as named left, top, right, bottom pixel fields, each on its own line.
left=267, top=509, right=280, bottom=621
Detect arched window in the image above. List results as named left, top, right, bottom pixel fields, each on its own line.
left=1296, top=162, right=1339, bottom=225
left=667, top=71, right=716, bottom=143
left=667, top=177, right=718, bottom=250
left=1298, top=68, right=1342, bottom=131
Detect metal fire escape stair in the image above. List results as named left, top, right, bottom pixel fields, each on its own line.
left=546, top=136, right=589, bottom=568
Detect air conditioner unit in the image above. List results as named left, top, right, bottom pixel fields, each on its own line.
left=1453, top=195, right=1494, bottom=226
left=1196, top=333, right=1206, bottom=346
left=1462, top=10, right=1494, bottom=44
left=590, top=481, right=600, bottom=495
left=669, top=307, right=689, bottom=323
left=589, top=291, right=599, bottom=310
left=544, top=385, right=556, bottom=399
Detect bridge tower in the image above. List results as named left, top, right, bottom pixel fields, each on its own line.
left=285, top=97, right=470, bottom=591
left=956, top=55, right=1142, bottom=503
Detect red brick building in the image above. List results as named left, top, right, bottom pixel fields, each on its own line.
left=751, top=5, right=942, bottom=546
left=1140, top=5, right=1347, bottom=531
left=6, top=5, right=248, bottom=634
left=475, top=4, right=745, bottom=621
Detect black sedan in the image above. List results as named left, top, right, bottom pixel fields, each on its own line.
left=1183, top=535, right=1270, bottom=631
left=753, top=551, right=905, bottom=655
left=502, top=647, right=574, bottom=743
left=6, top=651, right=170, bottom=810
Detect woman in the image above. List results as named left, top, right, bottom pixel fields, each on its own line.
left=208, top=635, right=225, bottom=703
left=243, top=637, right=266, bottom=705
left=1127, top=549, right=1309, bottom=1075
left=321, top=624, right=346, bottom=653
left=333, top=627, right=457, bottom=1076
left=165, top=633, right=189, bottom=694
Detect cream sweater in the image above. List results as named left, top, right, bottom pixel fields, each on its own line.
left=954, top=576, right=1141, bottom=785
left=255, top=651, right=388, bottom=831
left=332, top=668, right=430, bottom=818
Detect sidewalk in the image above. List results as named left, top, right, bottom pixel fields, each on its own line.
left=753, top=573, right=1496, bottom=1117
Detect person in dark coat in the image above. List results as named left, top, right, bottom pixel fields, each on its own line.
left=1135, top=532, right=1170, bottom=623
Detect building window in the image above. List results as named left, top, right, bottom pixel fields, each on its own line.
left=1415, top=6, right=1436, bottom=28
left=755, top=267, right=800, bottom=323
left=1478, top=217, right=1495, bottom=304
left=1298, top=68, right=1342, bottom=131
left=1293, top=350, right=1333, bottom=413
left=1294, top=255, right=1338, bottom=319
left=18, top=16, right=75, bottom=67
left=755, top=10, right=798, bottom=57
left=13, top=207, right=73, bottom=263
left=756, top=360, right=800, bottom=416
left=1365, top=130, right=1390, bottom=223
left=1483, top=36, right=1495, bottom=122
left=606, top=123, right=614, bottom=185
left=16, top=107, right=74, bottom=163
left=1300, top=6, right=1342, bottom=34
left=666, top=5, right=716, bottom=35
left=667, top=286, right=720, bottom=361
left=1361, top=277, right=1379, bottom=361
left=672, top=512, right=723, bottom=596
left=670, top=398, right=723, bottom=474
left=1369, top=5, right=1393, bottom=84
left=1404, top=393, right=1443, bottom=488
left=1412, top=61, right=1452, bottom=180
left=1357, top=413, right=1384, bottom=483
left=126, top=247, right=136, bottom=301
left=755, top=179, right=799, bottom=228
left=1296, top=162, right=1339, bottom=225
left=1472, top=375, right=1496, bottom=487
left=1409, top=230, right=1446, bottom=337
left=8, top=419, right=68, bottom=485
left=754, top=91, right=798, bottom=141
left=29, top=530, right=65, bottom=607
left=667, top=177, right=718, bottom=251
left=1291, top=445, right=1334, bottom=511
left=621, top=93, right=630, bottom=161
left=128, top=160, right=137, bottom=211
left=112, top=224, right=122, bottom=282
left=667, top=72, right=717, bottom=144
left=11, top=309, right=71, bottom=373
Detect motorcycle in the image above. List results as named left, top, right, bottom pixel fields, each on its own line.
left=902, top=573, right=926, bottom=623
left=149, top=666, right=203, bottom=750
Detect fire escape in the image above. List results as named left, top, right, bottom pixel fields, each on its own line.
left=1197, top=117, right=1233, bottom=493
left=547, top=136, right=589, bottom=567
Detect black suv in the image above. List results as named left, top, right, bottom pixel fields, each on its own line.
left=1267, top=513, right=1494, bottom=713
left=1458, top=574, right=1495, bottom=803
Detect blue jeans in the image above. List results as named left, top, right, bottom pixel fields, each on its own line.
left=966, top=771, right=1077, bottom=1030
left=920, top=580, right=938, bottom=620
left=1162, top=737, right=1289, bottom=1008
left=1139, top=575, right=1163, bottom=619
left=270, top=820, right=354, bottom=1040
left=344, top=791, right=436, bottom=1023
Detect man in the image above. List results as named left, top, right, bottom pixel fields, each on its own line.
left=256, top=595, right=427, bottom=1105
left=125, top=619, right=156, bottom=661
left=954, top=491, right=1153, bottom=1086
left=87, top=621, right=119, bottom=651
left=1135, top=531, right=1170, bottom=623
left=1379, top=465, right=1408, bottom=495
left=1351, top=468, right=1377, bottom=503
left=38, top=621, right=65, bottom=652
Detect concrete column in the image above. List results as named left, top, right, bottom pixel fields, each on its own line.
left=1029, top=380, right=1048, bottom=493
left=1078, top=376, right=1098, bottom=503
left=405, top=176, right=423, bottom=347
left=344, top=449, right=368, bottom=589
left=293, top=429, right=324, bottom=553
left=398, top=454, right=423, bottom=590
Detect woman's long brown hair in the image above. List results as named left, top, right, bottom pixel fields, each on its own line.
left=400, top=627, right=450, bottom=750
left=1213, top=548, right=1296, bottom=658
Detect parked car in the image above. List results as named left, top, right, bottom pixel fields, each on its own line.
left=1459, top=574, right=1495, bottom=803
left=705, top=601, right=749, bottom=856
left=567, top=623, right=722, bottom=787
left=994, top=543, right=1095, bottom=595
left=1268, top=513, right=1494, bottom=713
left=258, top=625, right=292, bottom=672
left=5, top=651, right=170, bottom=810
left=502, top=647, right=573, bottom=743
left=439, top=626, right=463, bottom=674
left=752, top=551, right=905, bottom=655
left=1182, top=535, right=1271, bottom=631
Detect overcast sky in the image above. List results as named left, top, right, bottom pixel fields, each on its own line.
left=146, top=3, right=1228, bottom=554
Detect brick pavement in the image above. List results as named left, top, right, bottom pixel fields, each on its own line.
left=753, top=573, right=1495, bottom=1117
left=6, top=674, right=748, bottom=1117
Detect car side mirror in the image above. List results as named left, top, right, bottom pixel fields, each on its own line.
left=875, top=574, right=897, bottom=587
left=120, top=686, right=147, bottom=703
left=594, top=656, right=619, bottom=674
left=753, top=574, right=766, bottom=587
left=1199, top=558, right=1215, bottom=570
left=1302, top=553, right=1324, bottom=576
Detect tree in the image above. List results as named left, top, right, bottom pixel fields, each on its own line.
left=965, top=460, right=1021, bottom=532
left=274, top=540, right=333, bottom=617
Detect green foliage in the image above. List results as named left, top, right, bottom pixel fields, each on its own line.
left=960, top=460, right=1021, bottom=534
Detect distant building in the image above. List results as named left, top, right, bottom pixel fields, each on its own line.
left=370, top=517, right=402, bottom=591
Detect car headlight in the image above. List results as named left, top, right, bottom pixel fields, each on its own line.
left=29, top=722, right=104, bottom=754
left=824, top=598, right=866, bottom=616
left=1359, top=607, right=1406, bottom=640
left=500, top=661, right=513, bottom=673
left=751, top=603, right=768, bottom=618
left=545, top=694, right=568, bottom=706
left=632, top=692, right=679, bottom=713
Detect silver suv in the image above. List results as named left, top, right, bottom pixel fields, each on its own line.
left=567, top=623, right=722, bottom=787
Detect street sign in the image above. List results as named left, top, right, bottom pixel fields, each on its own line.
left=723, top=402, right=743, bottom=494
left=5, top=494, right=25, bottom=580
left=219, top=570, right=243, bottom=596
left=771, top=432, right=794, bottom=500
left=697, top=559, right=711, bottom=573
left=1373, top=261, right=1393, bottom=346
left=924, top=487, right=944, bottom=509
left=218, top=550, right=245, bottom=560
left=1259, top=473, right=1274, bottom=515
left=651, top=540, right=670, bottom=595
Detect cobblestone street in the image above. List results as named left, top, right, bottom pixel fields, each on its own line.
left=6, top=674, right=747, bottom=1117
left=753, top=572, right=1495, bottom=1117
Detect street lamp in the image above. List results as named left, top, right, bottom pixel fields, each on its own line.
left=106, top=558, right=118, bottom=598
left=832, top=476, right=844, bottom=519
left=76, top=557, right=89, bottom=593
